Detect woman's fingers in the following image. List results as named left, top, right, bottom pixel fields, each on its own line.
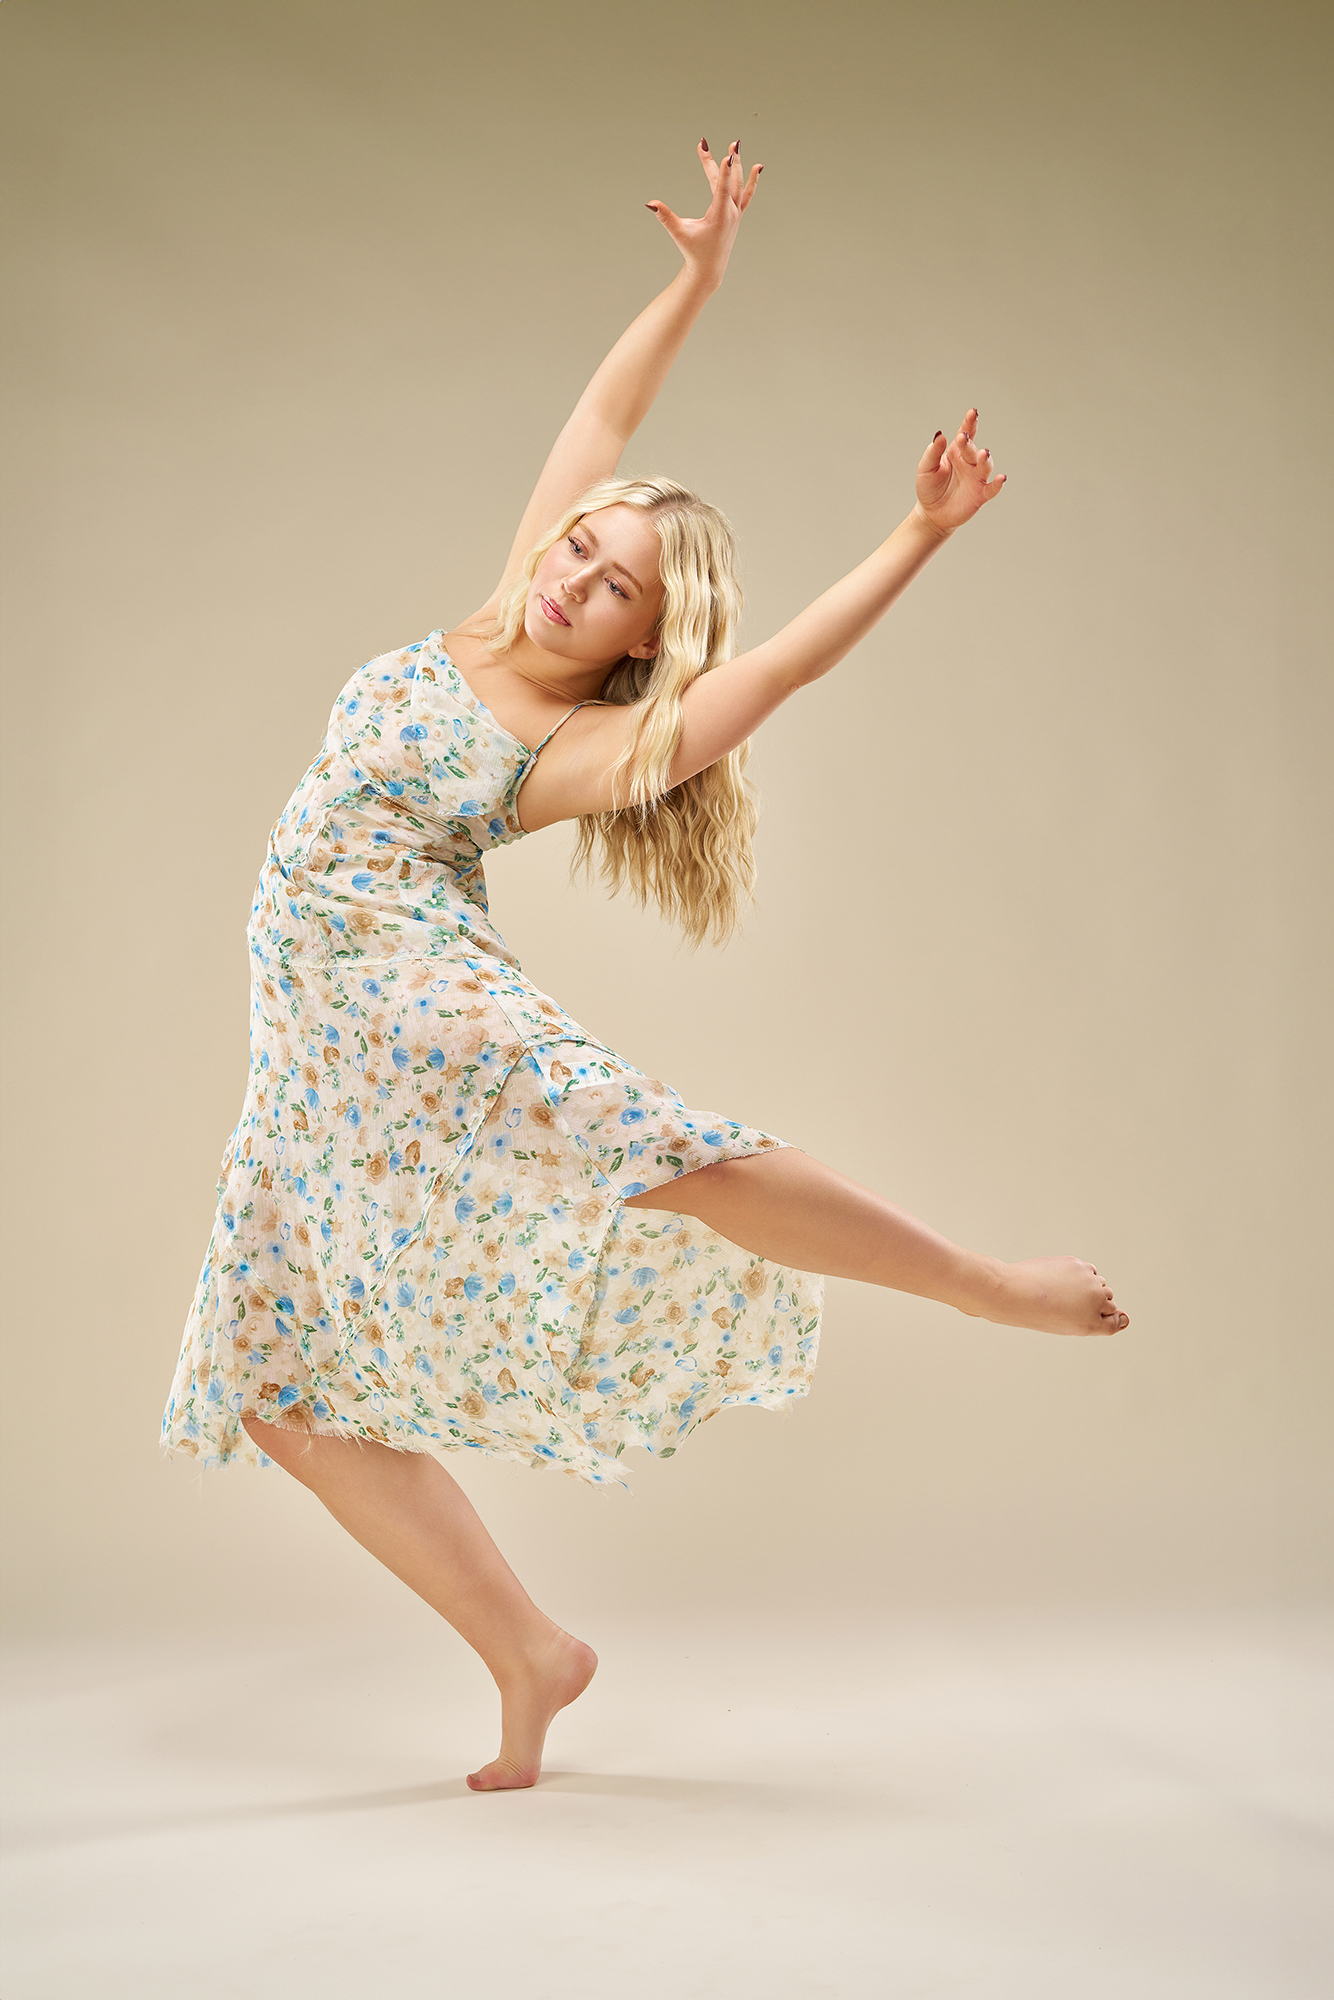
left=644, top=199, right=684, bottom=241
left=691, top=134, right=760, bottom=218
left=917, top=432, right=948, bottom=474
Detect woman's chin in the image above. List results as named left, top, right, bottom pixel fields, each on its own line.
left=525, top=602, right=570, bottom=651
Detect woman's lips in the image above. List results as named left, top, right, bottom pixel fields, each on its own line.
left=540, top=595, right=570, bottom=627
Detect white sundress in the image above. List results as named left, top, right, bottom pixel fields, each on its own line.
left=162, top=633, right=823, bottom=1488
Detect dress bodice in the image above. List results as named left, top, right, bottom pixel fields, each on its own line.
left=248, top=633, right=556, bottom=969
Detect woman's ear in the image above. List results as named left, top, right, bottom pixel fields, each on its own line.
left=626, top=634, right=660, bottom=661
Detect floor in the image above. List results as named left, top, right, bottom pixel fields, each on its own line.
left=2, top=1610, right=1330, bottom=1998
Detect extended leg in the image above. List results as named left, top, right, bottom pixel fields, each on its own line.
left=625, top=1149, right=1129, bottom=1336
left=241, top=1418, right=596, bottom=1789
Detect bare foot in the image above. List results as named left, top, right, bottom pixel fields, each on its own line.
left=466, top=1626, right=598, bottom=1792
left=965, top=1255, right=1130, bottom=1337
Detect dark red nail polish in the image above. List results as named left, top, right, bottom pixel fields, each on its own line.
left=934, top=431, right=943, bottom=440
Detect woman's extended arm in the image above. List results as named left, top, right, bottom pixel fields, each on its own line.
left=667, top=416, right=1004, bottom=783
left=476, top=141, right=762, bottom=613
left=519, top=413, right=1005, bottom=827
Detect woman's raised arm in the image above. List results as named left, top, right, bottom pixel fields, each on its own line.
left=476, top=141, right=763, bottom=614
left=664, top=411, right=1007, bottom=783
left=518, top=414, right=1005, bottom=829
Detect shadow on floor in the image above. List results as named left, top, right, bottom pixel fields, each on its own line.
left=9, top=1766, right=842, bottom=1852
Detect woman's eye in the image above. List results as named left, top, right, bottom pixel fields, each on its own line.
left=568, top=538, right=585, bottom=556
left=608, top=579, right=626, bottom=598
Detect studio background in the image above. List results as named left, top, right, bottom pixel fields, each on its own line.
left=3, top=0, right=1328, bottom=1648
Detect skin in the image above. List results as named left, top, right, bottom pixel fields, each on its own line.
left=247, top=137, right=1129, bottom=1792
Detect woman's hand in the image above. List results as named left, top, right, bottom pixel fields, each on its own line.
left=913, top=410, right=1006, bottom=537
left=646, top=138, right=763, bottom=291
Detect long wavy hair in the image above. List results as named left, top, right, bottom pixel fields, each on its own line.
left=485, top=475, right=757, bottom=948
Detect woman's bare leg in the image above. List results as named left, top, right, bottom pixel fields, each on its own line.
left=625, top=1149, right=1129, bottom=1335
left=240, top=1416, right=596, bottom=1791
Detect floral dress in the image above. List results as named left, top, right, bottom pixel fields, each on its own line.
left=162, top=633, right=823, bottom=1487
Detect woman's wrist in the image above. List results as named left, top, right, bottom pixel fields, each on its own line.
left=907, top=501, right=955, bottom=546
left=676, top=260, right=722, bottom=304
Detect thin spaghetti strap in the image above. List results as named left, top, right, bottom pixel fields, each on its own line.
left=528, top=698, right=605, bottom=759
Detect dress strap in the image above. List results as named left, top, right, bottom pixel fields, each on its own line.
left=529, top=699, right=603, bottom=759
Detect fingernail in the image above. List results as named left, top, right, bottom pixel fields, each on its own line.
left=701, top=136, right=709, bottom=149
left=933, top=431, right=943, bottom=440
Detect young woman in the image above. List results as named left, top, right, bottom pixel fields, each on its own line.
left=164, top=138, right=1128, bottom=1791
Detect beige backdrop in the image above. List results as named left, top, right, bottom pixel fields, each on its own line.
left=2, top=0, right=1329, bottom=1643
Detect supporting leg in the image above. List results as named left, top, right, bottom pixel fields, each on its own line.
left=625, top=1148, right=1129, bottom=1336
left=241, top=1417, right=597, bottom=1789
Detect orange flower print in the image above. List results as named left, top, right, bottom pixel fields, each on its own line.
left=161, top=631, right=823, bottom=1487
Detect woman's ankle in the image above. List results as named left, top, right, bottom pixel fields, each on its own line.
left=949, top=1250, right=1005, bottom=1319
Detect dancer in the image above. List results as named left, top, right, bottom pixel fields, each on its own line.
left=164, top=138, right=1128, bottom=1790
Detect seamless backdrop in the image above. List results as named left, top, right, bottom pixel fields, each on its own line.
left=2, top=0, right=1330, bottom=1643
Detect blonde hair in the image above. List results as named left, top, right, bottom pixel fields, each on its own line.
left=486, top=475, right=757, bottom=948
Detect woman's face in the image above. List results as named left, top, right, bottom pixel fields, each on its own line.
left=525, top=505, right=665, bottom=667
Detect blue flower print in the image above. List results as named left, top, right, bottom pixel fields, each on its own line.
left=162, top=631, right=823, bottom=1485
